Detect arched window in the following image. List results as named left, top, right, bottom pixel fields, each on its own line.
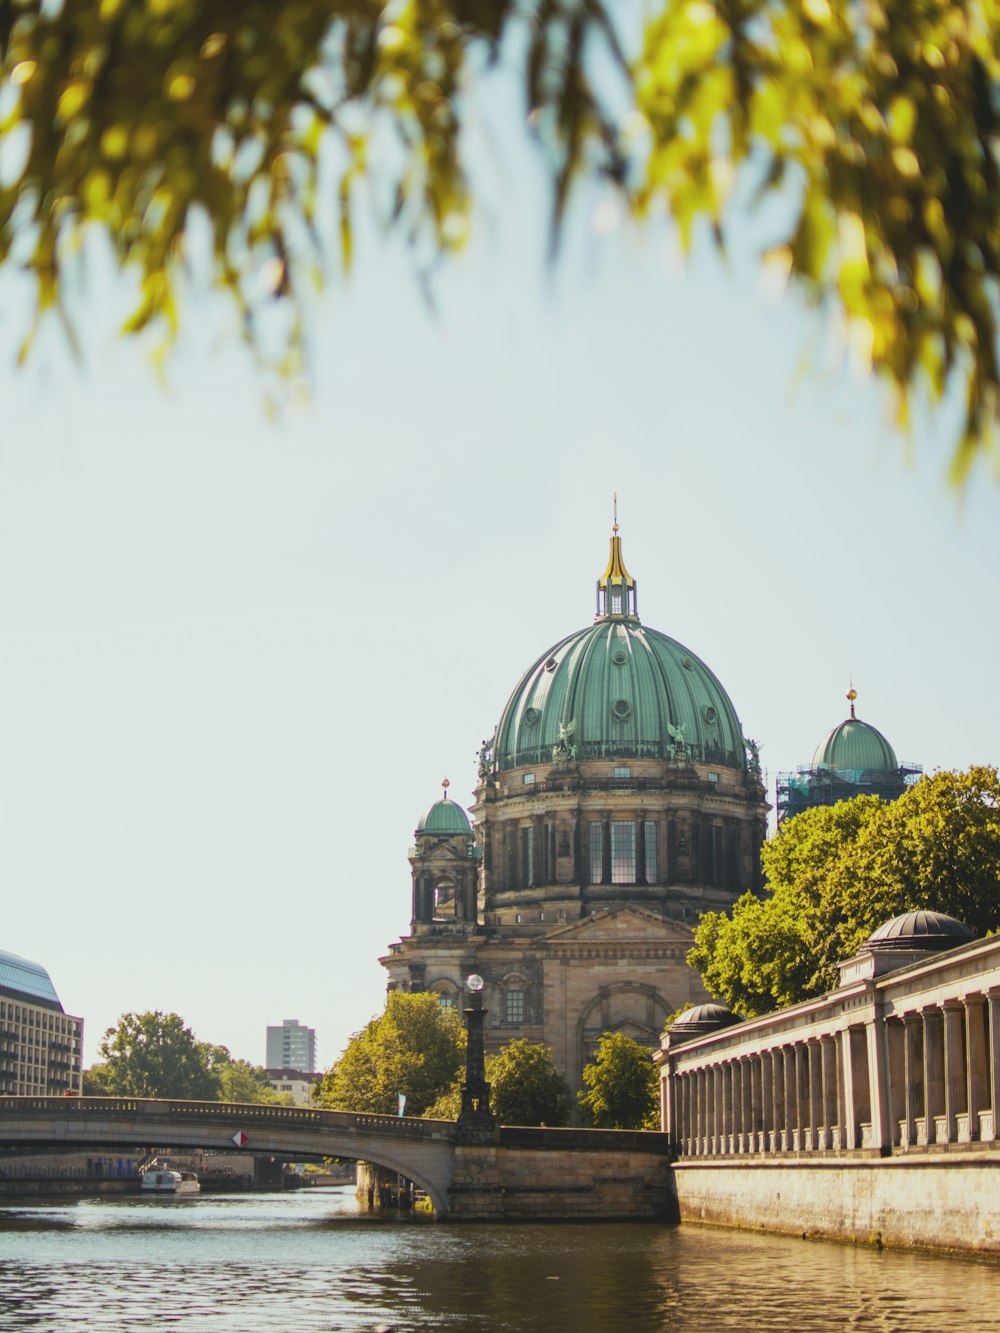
left=433, top=880, right=457, bottom=919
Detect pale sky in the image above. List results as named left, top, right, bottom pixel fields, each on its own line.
left=1, top=66, right=997, bottom=1073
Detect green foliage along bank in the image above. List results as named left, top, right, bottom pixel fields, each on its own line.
left=578, top=1033, right=660, bottom=1130
left=424, top=1039, right=571, bottom=1127
left=690, top=766, right=1000, bottom=1017
left=315, top=991, right=465, bottom=1118
left=83, top=1010, right=293, bottom=1103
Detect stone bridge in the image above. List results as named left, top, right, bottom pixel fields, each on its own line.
left=0, top=1097, right=675, bottom=1221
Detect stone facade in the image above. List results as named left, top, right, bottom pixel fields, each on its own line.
left=381, top=533, right=767, bottom=1097
left=657, top=921, right=1000, bottom=1254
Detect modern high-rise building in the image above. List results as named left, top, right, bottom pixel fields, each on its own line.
left=0, top=948, right=83, bottom=1095
left=265, top=1018, right=316, bottom=1073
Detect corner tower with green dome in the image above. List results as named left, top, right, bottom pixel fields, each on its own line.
left=776, top=688, right=922, bottom=824
left=382, top=527, right=769, bottom=1095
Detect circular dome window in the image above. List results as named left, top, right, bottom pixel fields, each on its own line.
left=523, top=706, right=540, bottom=727
left=703, top=705, right=717, bottom=724
left=611, top=649, right=627, bottom=666
left=544, top=657, right=557, bottom=673
left=611, top=698, right=633, bottom=721
left=683, top=656, right=694, bottom=671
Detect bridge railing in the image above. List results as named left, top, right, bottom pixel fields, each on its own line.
left=0, top=1096, right=455, bottom=1141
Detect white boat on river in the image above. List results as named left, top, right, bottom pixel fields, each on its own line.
left=140, top=1169, right=200, bottom=1195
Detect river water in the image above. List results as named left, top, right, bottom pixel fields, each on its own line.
left=2, top=1187, right=999, bottom=1332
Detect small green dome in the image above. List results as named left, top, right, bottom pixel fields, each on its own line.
left=812, top=687, right=899, bottom=772
left=416, top=791, right=472, bottom=836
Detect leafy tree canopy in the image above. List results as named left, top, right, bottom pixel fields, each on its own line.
left=690, top=766, right=1000, bottom=1016
left=578, top=1032, right=660, bottom=1130
left=315, top=990, right=465, bottom=1117
left=216, top=1056, right=295, bottom=1105
left=95, top=1009, right=220, bottom=1099
left=424, top=1038, right=570, bottom=1125
left=2, top=1, right=998, bottom=476
left=88, top=1012, right=293, bottom=1103
left=487, top=1039, right=569, bottom=1126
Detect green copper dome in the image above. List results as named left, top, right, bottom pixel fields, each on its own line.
left=493, top=534, right=748, bottom=772
left=812, top=690, right=898, bottom=772
left=416, top=786, right=472, bottom=836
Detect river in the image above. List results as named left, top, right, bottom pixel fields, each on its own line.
left=2, top=1187, right=999, bottom=1332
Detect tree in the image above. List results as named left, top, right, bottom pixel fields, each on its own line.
left=690, top=766, right=1000, bottom=1016
left=82, top=1062, right=113, bottom=1096
left=96, top=1010, right=220, bottom=1099
left=2, top=2, right=997, bottom=477
left=578, top=1033, right=660, bottom=1130
left=315, top=991, right=465, bottom=1117
left=424, top=1038, right=570, bottom=1125
left=216, top=1057, right=294, bottom=1106
left=486, top=1039, right=569, bottom=1126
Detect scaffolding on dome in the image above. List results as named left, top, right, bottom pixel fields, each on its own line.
left=776, top=760, right=923, bottom=826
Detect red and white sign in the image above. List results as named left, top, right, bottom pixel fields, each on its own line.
left=231, top=1131, right=249, bottom=1147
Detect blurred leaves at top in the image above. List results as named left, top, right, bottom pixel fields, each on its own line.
left=1, top=0, right=998, bottom=479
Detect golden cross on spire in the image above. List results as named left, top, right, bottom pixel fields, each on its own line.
left=846, top=684, right=857, bottom=719
left=612, top=491, right=619, bottom=535
left=441, top=778, right=450, bottom=799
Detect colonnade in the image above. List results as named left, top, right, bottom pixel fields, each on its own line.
left=665, top=988, right=1000, bottom=1156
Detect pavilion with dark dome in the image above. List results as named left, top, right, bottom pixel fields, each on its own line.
left=775, top=687, right=922, bottom=825
left=382, top=526, right=768, bottom=1095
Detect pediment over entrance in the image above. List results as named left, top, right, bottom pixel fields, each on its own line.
left=542, top=905, right=694, bottom=947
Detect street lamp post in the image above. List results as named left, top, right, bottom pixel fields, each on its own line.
left=456, top=974, right=496, bottom=1141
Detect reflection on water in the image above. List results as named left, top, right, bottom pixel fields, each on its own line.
left=1, top=1187, right=999, bottom=1332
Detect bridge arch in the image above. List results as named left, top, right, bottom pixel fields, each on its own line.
left=0, top=1098, right=458, bottom=1215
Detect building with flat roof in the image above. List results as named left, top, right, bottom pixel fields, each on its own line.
left=265, top=1019, right=316, bottom=1074
left=0, top=949, right=83, bottom=1096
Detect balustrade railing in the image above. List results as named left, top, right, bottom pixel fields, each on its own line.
left=0, top=1096, right=453, bottom=1140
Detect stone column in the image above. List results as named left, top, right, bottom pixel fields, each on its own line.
left=662, top=1059, right=676, bottom=1142
left=942, top=1000, right=966, bottom=1143
left=750, top=1056, right=763, bottom=1151
left=741, top=1057, right=753, bottom=1153
left=902, top=1012, right=923, bottom=1148
left=885, top=1017, right=906, bottom=1148
left=800, top=1039, right=816, bottom=1146
left=714, top=1065, right=724, bottom=1154
left=770, top=1048, right=784, bottom=1152
left=806, top=1040, right=821, bottom=1151
left=841, top=1026, right=870, bottom=1150
left=988, top=988, right=1000, bottom=1144
left=965, top=995, right=989, bottom=1142
left=789, top=1045, right=805, bottom=1151
left=864, top=1014, right=892, bottom=1152
left=922, top=1007, right=944, bottom=1145
left=761, top=1052, right=773, bottom=1151
left=819, top=1035, right=837, bottom=1150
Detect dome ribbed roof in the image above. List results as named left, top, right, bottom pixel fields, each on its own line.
left=495, top=620, right=746, bottom=773
left=416, top=796, right=472, bottom=837
left=812, top=717, right=898, bottom=772
left=668, top=1003, right=741, bottom=1043
left=866, top=910, right=975, bottom=952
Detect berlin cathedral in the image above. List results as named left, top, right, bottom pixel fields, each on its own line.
left=381, top=526, right=915, bottom=1096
